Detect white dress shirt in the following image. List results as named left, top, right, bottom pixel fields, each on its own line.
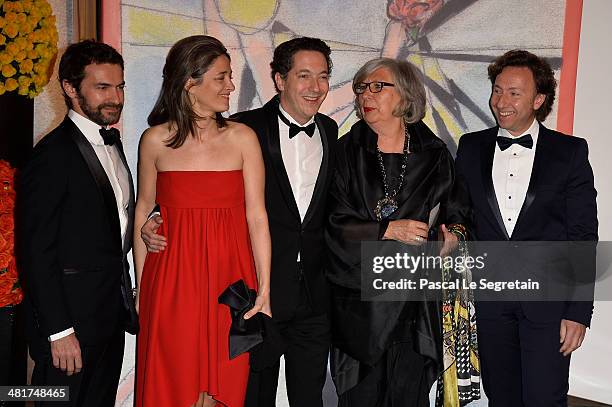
left=278, top=104, right=323, bottom=260
left=492, top=119, right=539, bottom=237
left=50, top=110, right=130, bottom=342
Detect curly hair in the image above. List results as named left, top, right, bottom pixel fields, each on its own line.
left=59, top=40, right=124, bottom=109
left=488, top=49, right=556, bottom=122
left=270, top=37, right=332, bottom=93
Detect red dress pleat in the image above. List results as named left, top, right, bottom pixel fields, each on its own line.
left=136, top=171, right=257, bottom=407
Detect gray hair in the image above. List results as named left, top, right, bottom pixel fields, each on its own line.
left=353, top=58, right=426, bottom=124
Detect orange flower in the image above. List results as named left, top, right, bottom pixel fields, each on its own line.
left=4, top=12, right=17, bottom=23
left=5, top=42, right=19, bottom=56
left=19, top=58, right=33, bottom=73
left=3, top=22, right=19, bottom=38
left=0, top=161, right=15, bottom=182
left=1, top=64, right=17, bottom=78
left=0, top=274, right=13, bottom=294
left=0, top=52, right=12, bottom=65
left=5, top=78, right=18, bottom=92
left=14, top=50, right=26, bottom=62
left=0, top=254, right=9, bottom=270
left=0, top=214, right=14, bottom=236
left=0, top=160, right=21, bottom=307
left=17, top=13, right=27, bottom=25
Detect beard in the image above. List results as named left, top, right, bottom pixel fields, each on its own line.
left=77, top=93, right=123, bottom=126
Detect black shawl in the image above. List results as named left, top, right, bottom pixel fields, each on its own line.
left=325, top=119, right=471, bottom=395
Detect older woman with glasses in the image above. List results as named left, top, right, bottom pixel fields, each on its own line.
left=325, top=58, right=476, bottom=406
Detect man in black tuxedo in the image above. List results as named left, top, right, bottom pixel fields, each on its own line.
left=17, top=40, right=137, bottom=406
left=455, top=50, right=597, bottom=406
left=142, top=37, right=337, bottom=406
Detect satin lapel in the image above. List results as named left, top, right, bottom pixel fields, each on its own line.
left=481, top=130, right=510, bottom=240
left=513, top=127, right=546, bottom=237
left=302, top=115, right=329, bottom=227
left=68, top=127, right=122, bottom=250
left=265, top=108, right=301, bottom=220
left=115, top=141, right=135, bottom=254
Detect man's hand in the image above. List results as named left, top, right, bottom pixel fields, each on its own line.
left=440, top=224, right=459, bottom=256
left=141, top=215, right=167, bottom=252
left=50, top=333, right=82, bottom=376
left=559, top=319, right=587, bottom=356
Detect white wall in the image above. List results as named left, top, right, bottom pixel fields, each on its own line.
left=570, top=0, right=612, bottom=404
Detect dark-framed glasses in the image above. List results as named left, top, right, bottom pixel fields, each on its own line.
left=354, top=81, right=395, bottom=94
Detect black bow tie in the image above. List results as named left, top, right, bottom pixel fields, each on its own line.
left=278, top=110, right=316, bottom=139
left=497, top=134, right=533, bottom=151
left=99, top=128, right=120, bottom=146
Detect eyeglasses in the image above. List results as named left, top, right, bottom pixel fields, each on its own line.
left=354, top=81, right=395, bottom=94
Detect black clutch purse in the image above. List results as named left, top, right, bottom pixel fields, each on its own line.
left=218, top=280, right=264, bottom=359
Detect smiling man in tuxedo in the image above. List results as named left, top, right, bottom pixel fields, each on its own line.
left=455, top=50, right=597, bottom=406
left=18, top=40, right=137, bottom=406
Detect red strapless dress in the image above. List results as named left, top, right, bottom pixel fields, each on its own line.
left=136, top=171, right=257, bottom=407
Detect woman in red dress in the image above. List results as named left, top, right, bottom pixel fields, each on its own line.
left=133, top=35, right=271, bottom=407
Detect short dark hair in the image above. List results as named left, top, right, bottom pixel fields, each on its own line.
left=58, top=39, right=124, bottom=109
left=147, top=35, right=230, bottom=149
left=270, top=37, right=332, bottom=93
left=488, top=49, right=556, bottom=122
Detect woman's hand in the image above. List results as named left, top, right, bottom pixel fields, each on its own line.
left=244, top=293, right=272, bottom=319
left=439, top=224, right=459, bottom=256
left=384, top=219, right=428, bottom=245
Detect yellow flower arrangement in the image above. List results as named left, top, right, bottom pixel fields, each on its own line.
left=0, top=0, right=57, bottom=98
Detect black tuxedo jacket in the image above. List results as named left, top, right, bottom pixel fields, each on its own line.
left=232, top=97, right=338, bottom=321
left=455, top=123, right=597, bottom=326
left=17, top=117, right=137, bottom=360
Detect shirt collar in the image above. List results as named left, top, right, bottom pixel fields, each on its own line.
left=68, top=109, right=109, bottom=146
left=278, top=104, right=315, bottom=127
left=497, top=118, right=539, bottom=146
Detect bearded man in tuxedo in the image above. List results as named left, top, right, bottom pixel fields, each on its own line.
left=18, top=40, right=137, bottom=406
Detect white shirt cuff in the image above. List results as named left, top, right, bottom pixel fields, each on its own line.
left=49, top=327, right=74, bottom=342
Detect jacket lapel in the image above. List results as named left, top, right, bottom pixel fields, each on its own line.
left=263, top=101, right=301, bottom=220
left=302, top=114, right=329, bottom=227
left=480, top=128, right=510, bottom=240
left=67, top=120, right=122, bottom=250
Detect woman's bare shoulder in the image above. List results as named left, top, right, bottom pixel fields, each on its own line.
left=224, top=121, right=258, bottom=144
left=140, top=123, right=173, bottom=149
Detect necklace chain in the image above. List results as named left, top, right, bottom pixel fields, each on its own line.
left=376, top=122, right=410, bottom=200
